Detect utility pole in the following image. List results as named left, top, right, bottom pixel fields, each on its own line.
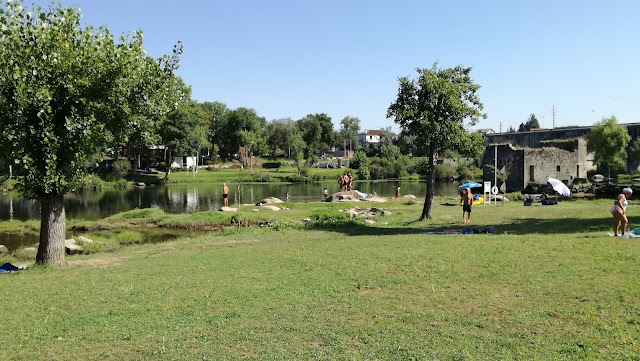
left=552, top=106, right=556, bottom=129
left=499, top=122, right=503, bottom=133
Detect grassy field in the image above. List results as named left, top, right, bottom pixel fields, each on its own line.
left=1, top=199, right=640, bottom=359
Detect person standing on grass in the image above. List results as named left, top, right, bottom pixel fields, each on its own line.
left=611, top=188, right=632, bottom=236
left=395, top=186, right=400, bottom=198
left=462, top=187, right=473, bottom=223
left=223, top=183, right=229, bottom=207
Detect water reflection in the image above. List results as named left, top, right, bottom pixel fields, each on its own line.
left=0, top=180, right=460, bottom=221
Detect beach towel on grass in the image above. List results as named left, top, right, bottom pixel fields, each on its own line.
left=0, top=263, right=22, bottom=273
left=606, top=233, right=640, bottom=238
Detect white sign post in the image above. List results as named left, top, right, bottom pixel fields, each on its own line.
left=484, top=181, right=492, bottom=204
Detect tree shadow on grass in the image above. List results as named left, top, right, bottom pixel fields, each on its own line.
left=308, top=215, right=638, bottom=237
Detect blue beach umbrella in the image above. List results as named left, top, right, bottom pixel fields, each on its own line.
left=458, top=182, right=482, bottom=189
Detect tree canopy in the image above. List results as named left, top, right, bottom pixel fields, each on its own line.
left=518, top=113, right=540, bottom=132
left=387, top=63, right=485, bottom=220
left=0, top=1, right=182, bottom=266
left=585, top=115, right=630, bottom=179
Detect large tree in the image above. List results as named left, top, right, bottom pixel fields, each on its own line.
left=339, top=116, right=361, bottom=152
left=159, top=100, right=210, bottom=163
left=518, top=113, right=540, bottom=132
left=0, top=1, right=181, bottom=266
left=387, top=63, right=485, bottom=220
left=266, top=118, right=298, bottom=157
left=199, top=101, right=229, bottom=160
left=218, top=107, right=266, bottom=157
left=297, top=113, right=334, bottom=156
left=585, top=115, right=630, bottom=180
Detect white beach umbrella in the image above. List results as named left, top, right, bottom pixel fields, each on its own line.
left=547, top=177, right=571, bottom=197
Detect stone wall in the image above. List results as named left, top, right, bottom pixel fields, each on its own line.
left=486, top=123, right=640, bottom=172
left=524, top=139, right=595, bottom=184
left=482, top=139, right=595, bottom=192
left=482, top=144, right=525, bottom=192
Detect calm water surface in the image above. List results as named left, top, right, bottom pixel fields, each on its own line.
left=0, top=180, right=460, bottom=221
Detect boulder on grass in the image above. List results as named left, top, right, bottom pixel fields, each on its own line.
left=256, top=197, right=284, bottom=205
left=364, top=219, right=376, bottom=225
left=0, top=245, right=8, bottom=254
left=403, top=194, right=417, bottom=199
left=326, top=191, right=364, bottom=202
left=64, top=239, right=84, bottom=255
left=261, top=205, right=281, bottom=211
left=220, top=207, right=238, bottom=212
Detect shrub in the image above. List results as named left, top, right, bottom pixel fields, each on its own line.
left=285, top=174, right=312, bottom=183
left=75, top=174, right=103, bottom=190
left=351, top=150, right=368, bottom=170
left=306, top=210, right=364, bottom=228
left=356, top=165, right=370, bottom=180
left=113, top=179, right=130, bottom=188
left=403, top=200, right=417, bottom=205
left=504, top=191, right=525, bottom=201
left=434, top=163, right=458, bottom=179
left=262, top=161, right=283, bottom=169
left=369, top=164, right=386, bottom=179
left=109, top=159, right=131, bottom=181
left=298, top=167, right=309, bottom=177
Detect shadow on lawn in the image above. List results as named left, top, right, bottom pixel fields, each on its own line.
left=311, top=215, right=637, bottom=237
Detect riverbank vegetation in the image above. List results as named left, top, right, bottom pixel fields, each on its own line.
left=2, top=198, right=639, bottom=359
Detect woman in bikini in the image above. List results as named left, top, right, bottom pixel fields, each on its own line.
left=611, top=188, right=633, bottom=236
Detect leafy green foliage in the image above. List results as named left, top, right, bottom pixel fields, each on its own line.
left=585, top=116, right=630, bottom=175
left=0, top=0, right=181, bottom=199
left=339, top=116, right=361, bottom=150
left=518, top=113, right=541, bottom=132
left=628, top=138, right=640, bottom=170
left=434, top=163, right=458, bottom=179
left=108, top=159, right=132, bottom=181
left=297, top=113, right=334, bottom=156
left=387, top=62, right=485, bottom=219
left=160, top=100, right=210, bottom=157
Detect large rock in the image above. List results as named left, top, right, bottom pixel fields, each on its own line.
left=220, top=207, right=238, bottom=212
left=256, top=197, right=284, bottom=205
left=403, top=194, right=417, bottom=199
left=77, top=236, right=95, bottom=243
left=364, top=219, right=376, bottom=225
left=326, top=191, right=364, bottom=202
left=0, top=245, right=8, bottom=254
left=261, top=205, right=281, bottom=211
left=64, top=239, right=84, bottom=255
left=363, top=196, right=388, bottom=203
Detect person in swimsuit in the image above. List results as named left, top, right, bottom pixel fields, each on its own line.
left=462, top=187, right=473, bottom=223
left=223, top=183, right=229, bottom=207
left=611, top=188, right=633, bottom=236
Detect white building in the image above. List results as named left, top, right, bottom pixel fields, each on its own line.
left=356, top=129, right=382, bottom=146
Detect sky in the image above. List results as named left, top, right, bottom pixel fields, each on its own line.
left=25, top=0, right=640, bottom=133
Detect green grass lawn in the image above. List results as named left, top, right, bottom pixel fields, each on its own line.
left=1, top=199, right=640, bottom=359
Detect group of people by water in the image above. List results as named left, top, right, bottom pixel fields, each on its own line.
left=338, top=173, right=354, bottom=191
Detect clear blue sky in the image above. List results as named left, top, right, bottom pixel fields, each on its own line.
left=29, top=0, right=640, bottom=133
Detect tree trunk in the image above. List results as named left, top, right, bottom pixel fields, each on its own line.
left=36, top=193, right=67, bottom=267
left=420, top=146, right=435, bottom=220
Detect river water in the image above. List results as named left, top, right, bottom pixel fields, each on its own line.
left=0, top=180, right=460, bottom=221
